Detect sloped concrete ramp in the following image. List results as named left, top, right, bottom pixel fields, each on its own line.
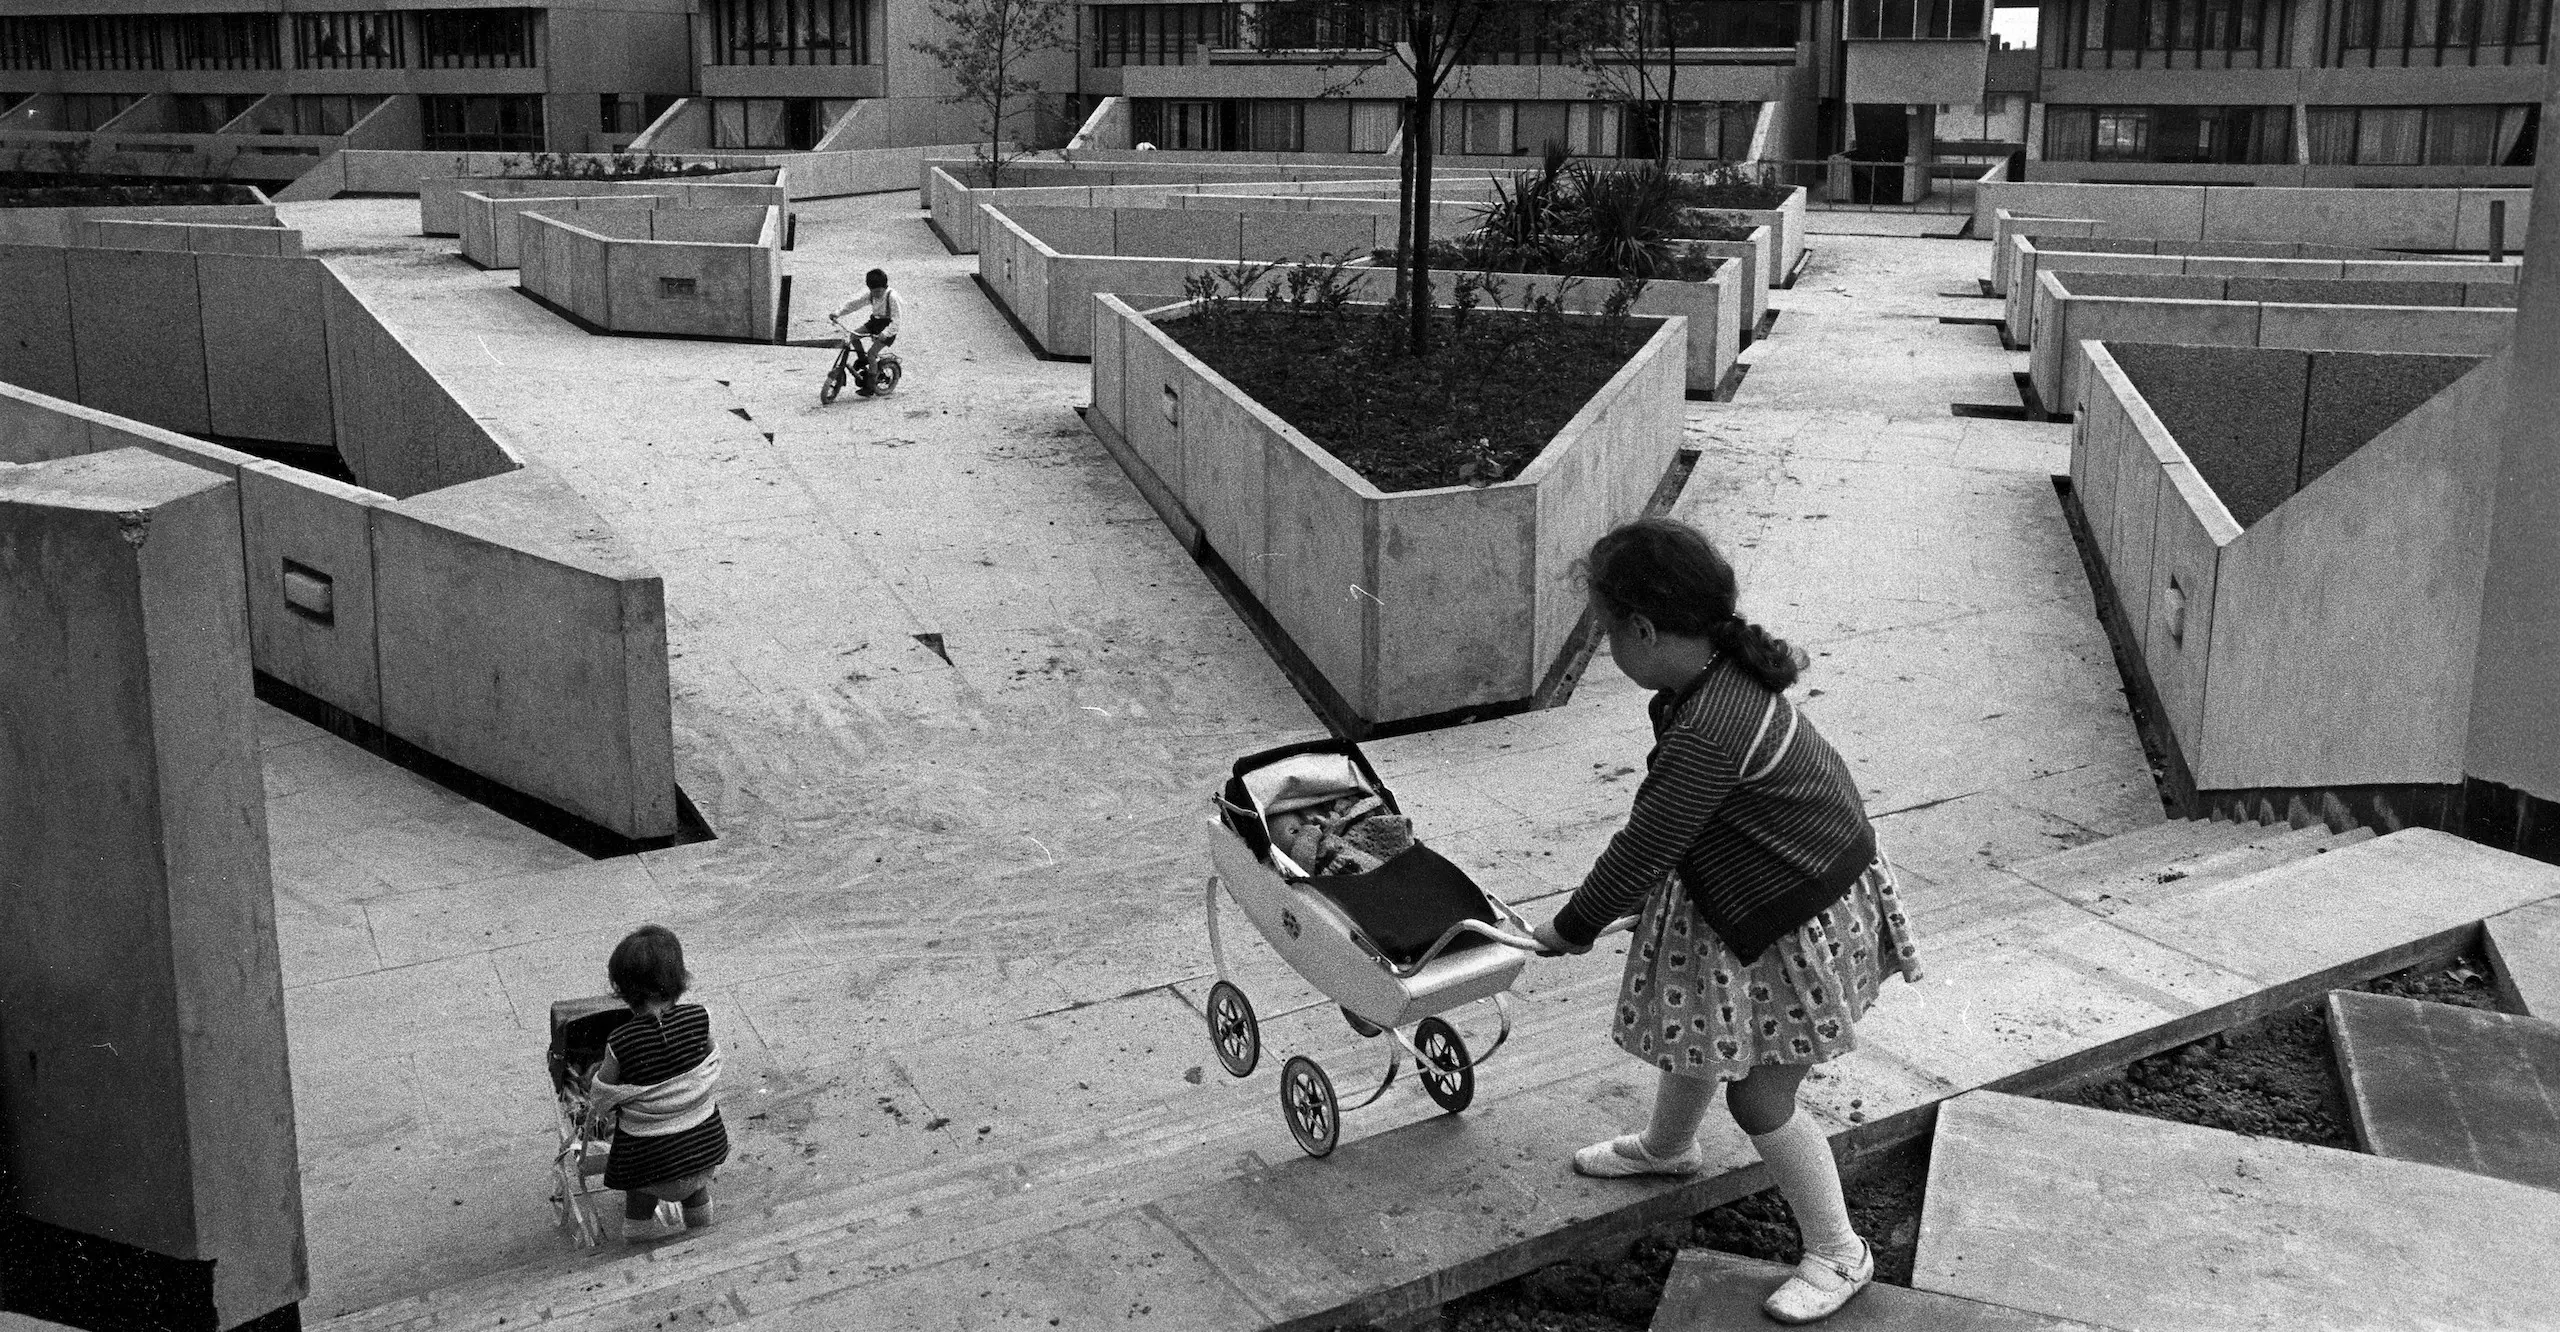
left=1915, top=1090, right=2560, bottom=1331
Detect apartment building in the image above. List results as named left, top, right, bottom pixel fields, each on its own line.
left=1068, top=0, right=2000, bottom=178
left=679, top=0, right=1074, bottom=151
left=0, top=0, right=691, bottom=171
left=2020, top=0, right=2545, bottom=182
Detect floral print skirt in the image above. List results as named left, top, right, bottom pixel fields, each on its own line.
left=1612, top=858, right=1925, bottom=1080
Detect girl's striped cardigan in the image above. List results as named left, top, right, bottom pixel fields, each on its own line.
left=1556, top=657, right=1877, bottom=964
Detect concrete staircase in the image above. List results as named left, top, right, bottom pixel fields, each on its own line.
left=327, top=817, right=2544, bottom=1332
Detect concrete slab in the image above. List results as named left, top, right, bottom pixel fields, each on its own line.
left=1916, top=1090, right=2560, bottom=1331
left=0, top=243, right=80, bottom=400
left=67, top=245, right=211, bottom=435
left=2326, top=989, right=2560, bottom=1191
left=1651, top=1249, right=2113, bottom=1331
left=2487, top=898, right=2560, bottom=1019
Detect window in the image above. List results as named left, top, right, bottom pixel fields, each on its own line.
left=421, top=94, right=542, bottom=152
left=711, top=97, right=824, bottom=149
left=2330, top=0, right=2551, bottom=65
left=421, top=9, right=534, bottom=68
left=1248, top=100, right=1303, bottom=151
left=1094, top=6, right=1235, bottom=65
left=298, top=13, right=404, bottom=68
left=2, top=18, right=54, bottom=70
left=59, top=93, right=139, bottom=132
left=2051, top=0, right=2290, bottom=67
left=2046, top=103, right=2294, bottom=162
left=2306, top=103, right=2537, bottom=163
left=293, top=94, right=384, bottom=136
left=1849, top=0, right=1983, bottom=37
left=177, top=15, right=280, bottom=69
left=709, top=0, right=867, bottom=66
left=1350, top=100, right=1400, bottom=152
left=63, top=18, right=165, bottom=71
left=1665, top=1, right=1801, bottom=46
left=1131, top=99, right=1227, bottom=148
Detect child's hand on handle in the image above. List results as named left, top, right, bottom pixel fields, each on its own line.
left=1532, top=919, right=1587, bottom=958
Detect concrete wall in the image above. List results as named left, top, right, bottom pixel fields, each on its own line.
left=1978, top=182, right=2532, bottom=253
left=421, top=171, right=782, bottom=238
left=2465, top=67, right=2560, bottom=801
left=2072, top=341, right=2500, bottom=791
left=320, top=269, right=523, bottom=497
left=1088, top=296, right=1686, bottom=723
left=0, top=202, right=279, bottom=247
left=1673, top=225, right=1776, bottom=331
left=927, top=161, right=1493, bottom=253
left=982, top=204, right=1737, bottom=387
left=460, top=191, right=661, bottom=269
left=0, top=448, right=304, bottom=1327
left=372, top=467, right=678, bottom=837
left=1676, top=190, right=1808, bottom=285
left=1999, top=229, right=2513, bottom=328
left=517, top=206, right=783, bottom=342
left=2199, top=356, right=2506, bottom=789
left=0, top=380, right=681, bottom=841
left=2032, top=270, right=2512, bottom=408
left=78, top=219, right=302, bottom=257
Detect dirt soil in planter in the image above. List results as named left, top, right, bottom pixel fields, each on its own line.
left=1161, top=305, right=1654, bottom=493
left=1327, top=953, right=2504, bottom=1331
left=0, top=174, right=264, bottom=207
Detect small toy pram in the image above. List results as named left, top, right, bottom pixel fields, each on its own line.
left=1206, top=739, right=1612, bottom=1158
left=547, top=996, right=632, bottom=1248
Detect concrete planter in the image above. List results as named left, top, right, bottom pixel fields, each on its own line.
left=978, top=202, right=1740, bottom=390
left=418, top=169, right=781, bottom=237
left=1684, top=186, right=1807, bottom=285
left=1086, top=295, right=1687, bottom=725
left=518, top=205, right=783, bottom=342
left=1670, top=224, right=1773, bottom=334
left=2031, top=268, right=2514, bottom=410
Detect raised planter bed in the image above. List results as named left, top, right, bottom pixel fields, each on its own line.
left=1671, top=223, right=1774, bottom=332
left=418, top=168, right=780, bottom=238
left=1671, top=185, right=1806, bottom=285
left=517, top=205, right=783, bottom=342
left=1087, top=295, right=1687, bottom=726
left=981, top=201, right=1740, bottom=390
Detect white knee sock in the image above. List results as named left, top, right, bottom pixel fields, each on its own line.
left=1749, top=1112, right=1863, bottom=1268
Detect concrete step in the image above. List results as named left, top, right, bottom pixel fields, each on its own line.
left=1648, top=1250, right=2111, bottom=1332
left=335, top=962, right=1643, bottom=1332
left=2050, top=823, right=2376, bottom=920
left=1914, top=1089, right=2560, bottom=1330
left=1999, top=816, right=2285, bottom=899
left=2325, top=989, right=2560, bottom=1191
left=2487, top=897, right=2560, bottom=1018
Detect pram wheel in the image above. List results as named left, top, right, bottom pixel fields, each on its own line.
left=1280, top=1056, right=1339, bottom=1158
left=1413, top=1016, right=1474, bottom=1113
left=1206, top=981, right=1260, bottom=1078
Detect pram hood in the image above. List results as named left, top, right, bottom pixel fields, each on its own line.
left=1218, top=738, right=1400, bottom=860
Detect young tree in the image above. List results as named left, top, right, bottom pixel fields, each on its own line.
left=1558, top=0, right=1685, bottom=171
left=1250, top=0, right=1522, bottom=356
left=911, top=0, right=1076, bottom=190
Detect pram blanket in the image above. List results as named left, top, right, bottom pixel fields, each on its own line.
left=588, top=1044, right=723, bottom=1137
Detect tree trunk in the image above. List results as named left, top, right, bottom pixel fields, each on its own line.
left=1408, top=60, right=1435, bottom=355
left=1392, top=97, right=1415, bottom=309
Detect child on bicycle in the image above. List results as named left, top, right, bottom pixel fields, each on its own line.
left=829, top=268, right=902, bottom=396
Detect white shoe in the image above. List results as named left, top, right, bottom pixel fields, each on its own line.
left=623, top=1211, right=686, bottom=1243
left=1761, top=1239, right=1873, bottom=1324
left=1571, top=1134, right=1705, bottom=1178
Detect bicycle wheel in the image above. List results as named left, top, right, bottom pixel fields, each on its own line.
left=875, top=357, right=902, bottom=394
left=819, top=364, right=844, bottom=405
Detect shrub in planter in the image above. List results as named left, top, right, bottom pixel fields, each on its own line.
left=1667, top=162, right=1796, bottom=212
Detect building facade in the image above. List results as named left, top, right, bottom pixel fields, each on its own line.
left=2021, top=0, right=2545, bottom=182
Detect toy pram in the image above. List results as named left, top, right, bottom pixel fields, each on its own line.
left=547, top=996, right=632, bottom=1248
left=1205, top=739, right=1619, bottom=1158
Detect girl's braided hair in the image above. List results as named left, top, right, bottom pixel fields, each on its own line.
left=1581, top=517, right=1806, bottom=693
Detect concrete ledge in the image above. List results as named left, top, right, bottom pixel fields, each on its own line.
left=1089, top=295, right=1685, bottom=724
left=516, top=205, right=782, bottom=342
left=416, top=168, right=781, bottom=237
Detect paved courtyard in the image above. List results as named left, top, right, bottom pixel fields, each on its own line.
left=267, top=191, right=2160, bottom=1316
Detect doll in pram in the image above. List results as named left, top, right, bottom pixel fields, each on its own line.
left=1205, top=739, right=1588, bottom=1158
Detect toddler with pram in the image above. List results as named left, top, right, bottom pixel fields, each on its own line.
left=587, top=925, right=730, bottom=1243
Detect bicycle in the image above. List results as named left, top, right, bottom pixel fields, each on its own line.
left=820, top=315, right=902, bottom=404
